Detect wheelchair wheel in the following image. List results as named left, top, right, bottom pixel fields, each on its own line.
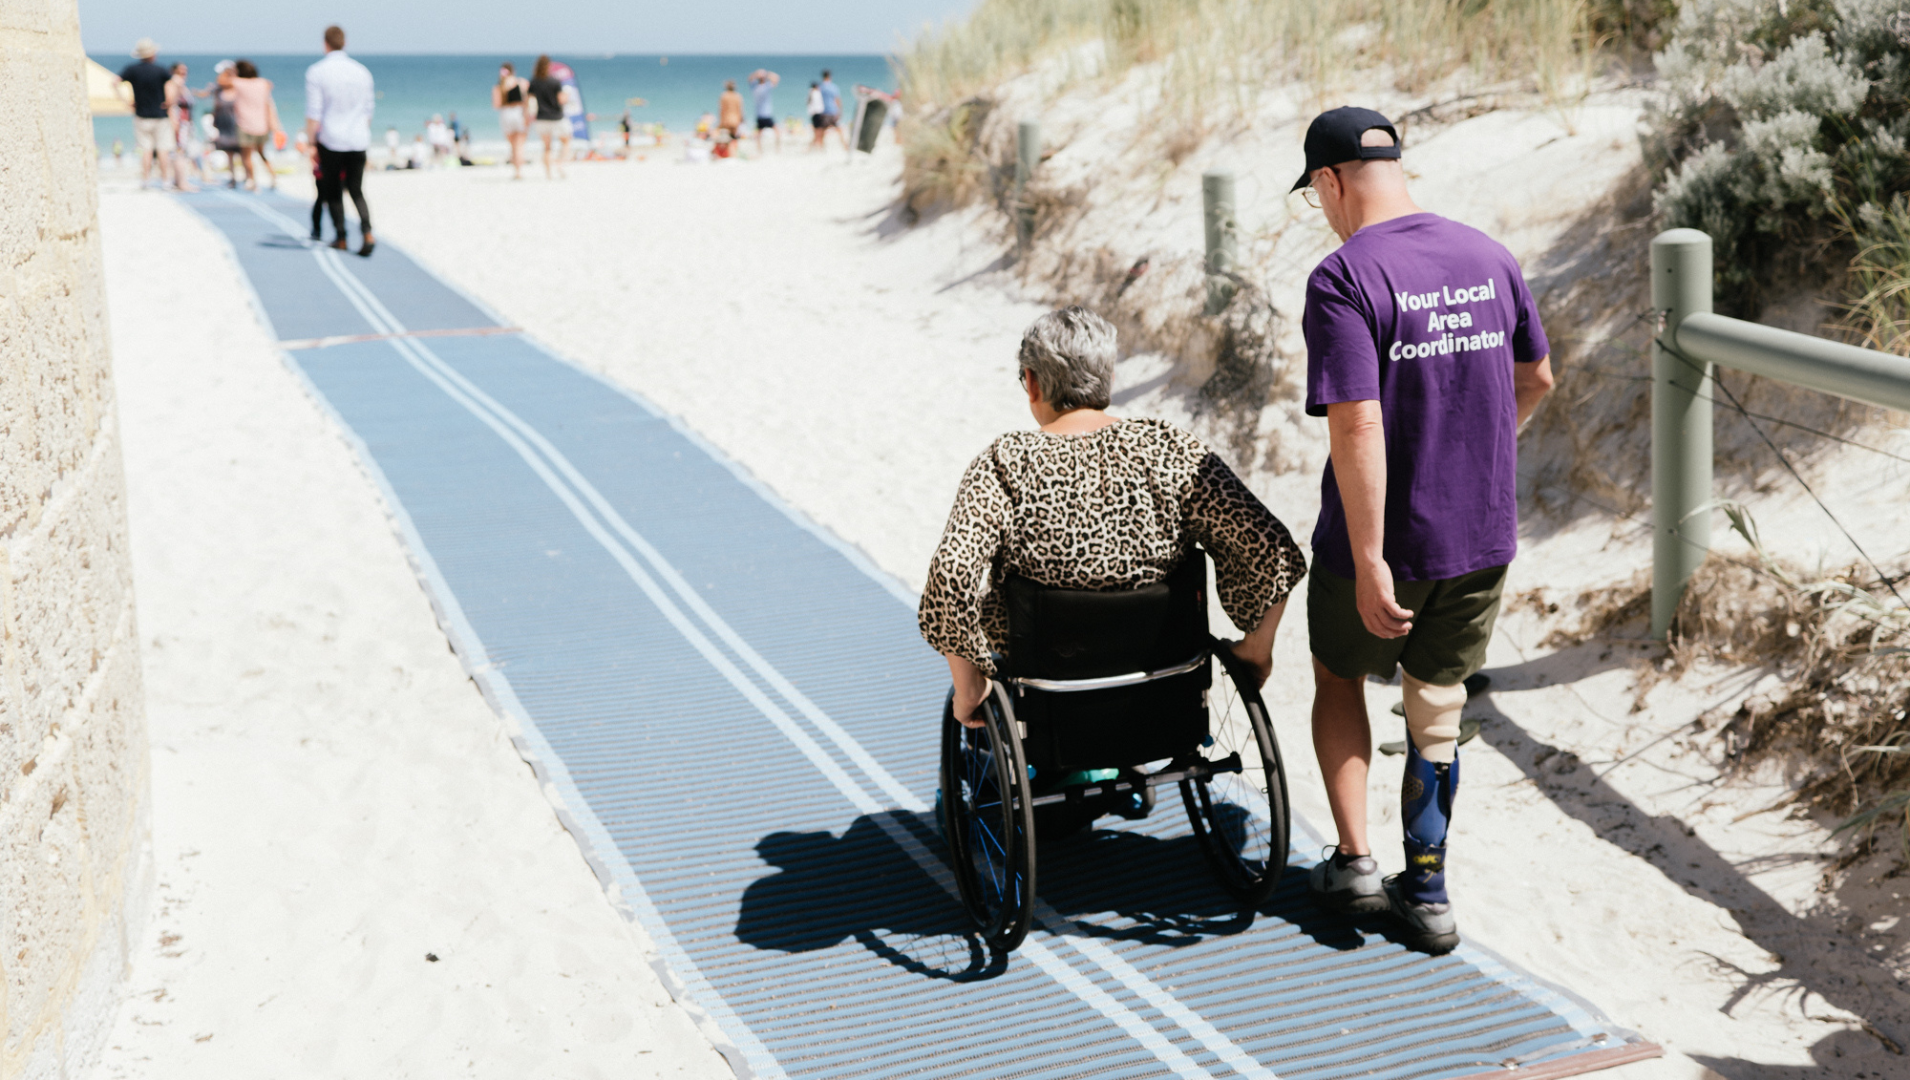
left=940, top=683, right=1037, bottom=952
left=1181, top=643, right=1291, bottom=906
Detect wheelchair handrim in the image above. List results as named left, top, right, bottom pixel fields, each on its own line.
left=941, top=689, right=1035, bottom=948
left=1182, top=648, right=1289, bottom=903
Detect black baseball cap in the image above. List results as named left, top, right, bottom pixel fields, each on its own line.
left=1291, top=107, right=1400, bottom=192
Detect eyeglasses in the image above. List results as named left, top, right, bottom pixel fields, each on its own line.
left=1299, top=167, right=1342, bottom=209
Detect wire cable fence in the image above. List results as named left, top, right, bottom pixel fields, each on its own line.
left=1530, top=276, right=1910, bottom=856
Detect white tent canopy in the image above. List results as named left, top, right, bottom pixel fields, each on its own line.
left=86, top=58, right=131, bottom=116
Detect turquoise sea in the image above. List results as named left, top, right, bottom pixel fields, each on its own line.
left=87, top=52, right=896, bottom=152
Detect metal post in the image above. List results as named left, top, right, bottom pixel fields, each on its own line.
left=1650, top=228, right=1714, bottom=639
left=1202, top=171, right=1237, bottom=315
left=1015, top=119, right=1039, bottom=249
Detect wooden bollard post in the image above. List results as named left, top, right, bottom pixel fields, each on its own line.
left=1203, top=170, right=1238, bottom=315
left=1015, top=119, right=1040, bottom=250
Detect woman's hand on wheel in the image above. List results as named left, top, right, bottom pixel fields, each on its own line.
left=946, top=653, right=991, bottom=728
left=1229, top=598, right=1286, bottom=689
left=1229, top=638, right=1272, bottom=689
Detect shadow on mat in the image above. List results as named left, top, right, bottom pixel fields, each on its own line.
left=737, top=812, right=1364, bottom=982
left=736, top=816, right=1004, bottom=982
left=1036, top=825, right=1362, bottom=952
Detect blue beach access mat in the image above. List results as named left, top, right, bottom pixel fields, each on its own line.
left=183, top=192, right=1661, bottom=1080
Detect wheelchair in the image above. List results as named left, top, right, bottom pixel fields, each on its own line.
left=937, top=549, right=1291, bottom=953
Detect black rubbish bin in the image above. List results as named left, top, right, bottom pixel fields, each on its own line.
left=855, top=99, right=889, bottom=154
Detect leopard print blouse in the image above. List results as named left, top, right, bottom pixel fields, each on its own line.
left=919, top=418, right=1307, bottom=674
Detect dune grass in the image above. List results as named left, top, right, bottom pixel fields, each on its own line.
left=898, top=0, right=1601, bottom=136
left=891, top=0, right=1617, bottom=216
left=1841, top=196, right=1910, bottom=357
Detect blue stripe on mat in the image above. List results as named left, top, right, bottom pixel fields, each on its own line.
left=181, top=191, right=1659, bottom=1080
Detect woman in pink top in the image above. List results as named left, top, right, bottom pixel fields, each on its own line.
left=230, top=59, right=283, bottom=191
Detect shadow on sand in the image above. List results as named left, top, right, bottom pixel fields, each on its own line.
left=1467, top=667, right=1910, bottom=1061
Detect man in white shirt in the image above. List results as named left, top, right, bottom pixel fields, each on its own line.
left=305, top=25, right=376, bottom=256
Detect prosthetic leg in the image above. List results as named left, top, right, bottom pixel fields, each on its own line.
left=1400, top=673, right=1463, bottom=906
left=1401, top=737, right=1459, bottom=904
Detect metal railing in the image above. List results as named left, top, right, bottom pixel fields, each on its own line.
left=1650, top=228, right=1910, bottom=637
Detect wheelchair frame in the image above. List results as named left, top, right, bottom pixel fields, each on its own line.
left=939, top=634, right=1291, bottom=953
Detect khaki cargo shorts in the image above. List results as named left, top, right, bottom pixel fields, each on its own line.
left=134, top=116, right=175, bottom=156
left=1308, top=564, right=1507, bottom=686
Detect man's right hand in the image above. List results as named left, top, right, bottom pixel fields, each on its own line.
left=1354, top=560, right=1414, bottom=639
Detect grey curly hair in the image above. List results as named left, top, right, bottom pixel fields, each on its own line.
left=1018, top=306, right=1115, bottom=411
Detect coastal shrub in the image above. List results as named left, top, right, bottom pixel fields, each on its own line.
left=1648, top=0, right=1910, bottom=323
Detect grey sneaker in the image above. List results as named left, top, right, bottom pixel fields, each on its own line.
left=1308, top=847, right=1387, bottom=914
left=1383, top=875, right=1459, bottom=954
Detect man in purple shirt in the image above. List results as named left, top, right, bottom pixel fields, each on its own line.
left=1294, top=107, right=1554, bottom=953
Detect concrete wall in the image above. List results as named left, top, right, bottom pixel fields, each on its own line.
left=0, top=1, right=152, bottom=1076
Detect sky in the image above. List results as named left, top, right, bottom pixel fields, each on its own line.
left=79, top=0, right=981, bottom=55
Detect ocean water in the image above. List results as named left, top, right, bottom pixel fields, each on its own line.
left=87, top=52, right=895, bottom=153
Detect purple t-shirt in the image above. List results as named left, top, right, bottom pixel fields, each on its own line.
left=1303, top=213, right=1548, bottom=582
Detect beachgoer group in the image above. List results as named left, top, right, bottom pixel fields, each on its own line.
left=115, top=41, right=312, bottom=193
left=918, top=106, right=1553, bottom=957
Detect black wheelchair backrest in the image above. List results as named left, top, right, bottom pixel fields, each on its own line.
left=1002, top=549, right=1210, bottom=682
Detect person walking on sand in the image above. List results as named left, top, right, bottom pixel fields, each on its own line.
left=528, top=55, right=571, bottom=179
left=1294, top=107, right=1553, bottom=955
left=296, top=131, right=324, bottom=239
left=166, top=62, right=203, bottom=189
left=750, top=69, right=780, bottom=154
left=426, top=114, right=452, bottom=167
left=231, top=59, right=283, bottom=191
left=805, top=81, right=824, bottom=150
left=208, top=61, right=242, bottom=188
left=817, top=69, right=847, bottom=151
left=118, top=38, right=177, bottom=188
left=718, top=79, right=745, bottom=143
left=305, top=25, right=376, bottom=256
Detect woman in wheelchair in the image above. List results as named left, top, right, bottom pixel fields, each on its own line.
left=919, top=306, right=1307, bottom=949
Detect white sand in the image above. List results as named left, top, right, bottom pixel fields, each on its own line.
left=93, top=118, right=1906, bottom=1077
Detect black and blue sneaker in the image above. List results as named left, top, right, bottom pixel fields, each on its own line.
left=1384, top=873, right=1459, bottom=954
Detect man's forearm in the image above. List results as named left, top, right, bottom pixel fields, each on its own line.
left=1326, top=400, right=1388, bottom=572
left=1515, top=355, right=1555, bottom=429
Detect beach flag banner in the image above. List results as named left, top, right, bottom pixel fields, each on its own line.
left=182, top=190, right=1664, bottom=1080
left=552, top=60, right=588, bottom=141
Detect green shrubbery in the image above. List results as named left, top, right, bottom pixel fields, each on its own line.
left=1649, top=0, right=1910, bottom=329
